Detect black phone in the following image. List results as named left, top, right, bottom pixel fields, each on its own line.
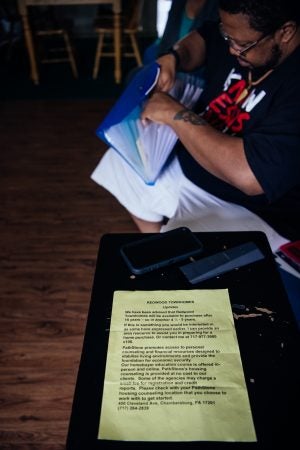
left=120, top=227, right=203, bottom=275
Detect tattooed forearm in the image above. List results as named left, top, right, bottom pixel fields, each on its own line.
left=173, top=109, right=207, bottom=126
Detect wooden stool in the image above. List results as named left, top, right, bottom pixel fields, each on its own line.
left=35, top=28, right=78, bottom=78
left=92, top=0, right=143, bottom=81
left=31, top=6, right=78, bottom=78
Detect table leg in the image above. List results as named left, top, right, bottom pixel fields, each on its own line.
left=113, top=12, right=121, bottom=84
left=18, top=1, right=39, bottom=85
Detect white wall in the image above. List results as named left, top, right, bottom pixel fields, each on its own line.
left=157, top=0, right=172, bottom=37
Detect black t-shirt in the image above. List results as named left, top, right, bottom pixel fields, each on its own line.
left=177, top=22, right=300, bottom=240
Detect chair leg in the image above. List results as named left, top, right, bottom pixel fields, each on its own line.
left=62, top=31, right=78, bottom=78
left=128, top=32, right=142, bottom=66
left=93, top=32, right=104, bottom=80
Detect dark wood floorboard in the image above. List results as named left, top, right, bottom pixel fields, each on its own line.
left=0, top=99, right=137, bottom=449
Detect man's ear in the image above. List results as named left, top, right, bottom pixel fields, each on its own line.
left=278, top=21, right=298, bottom=43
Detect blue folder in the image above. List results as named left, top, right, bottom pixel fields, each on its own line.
left=96, top=62, right=160, bottom=144
left=95, top=62, right=203, bottom=185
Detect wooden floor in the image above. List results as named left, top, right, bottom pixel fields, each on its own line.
left=0, top=99, right=137, bottom=449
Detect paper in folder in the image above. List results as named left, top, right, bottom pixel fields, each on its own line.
left=96, top=62, right=203, bottom=185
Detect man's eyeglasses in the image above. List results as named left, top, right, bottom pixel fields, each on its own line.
left=219, top=23, right=273, bottom=56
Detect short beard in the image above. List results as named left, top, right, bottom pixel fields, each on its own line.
left=253, top=44, right=282, bottom=77
left=263, top=43, right=282, bottom=70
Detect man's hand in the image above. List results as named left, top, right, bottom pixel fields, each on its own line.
left=155, top=54, right=177, bottom=92
left=141, top=92, right=184, bottom=125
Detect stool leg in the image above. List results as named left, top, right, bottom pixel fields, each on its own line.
left=113, top=12, right=121, bottom=84
left=128, top=32, right=142, bottom=66
left=63, top=31, right=78, bottom=78
left=93, top=32, right=104, bottom=80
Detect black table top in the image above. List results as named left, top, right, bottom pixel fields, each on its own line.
left=66, top=231, right=300, bottom=450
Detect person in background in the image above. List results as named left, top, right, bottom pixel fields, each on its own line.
left=143, top=0, right=219, bottom=65
left=125, top=0, right=219, bottom=91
